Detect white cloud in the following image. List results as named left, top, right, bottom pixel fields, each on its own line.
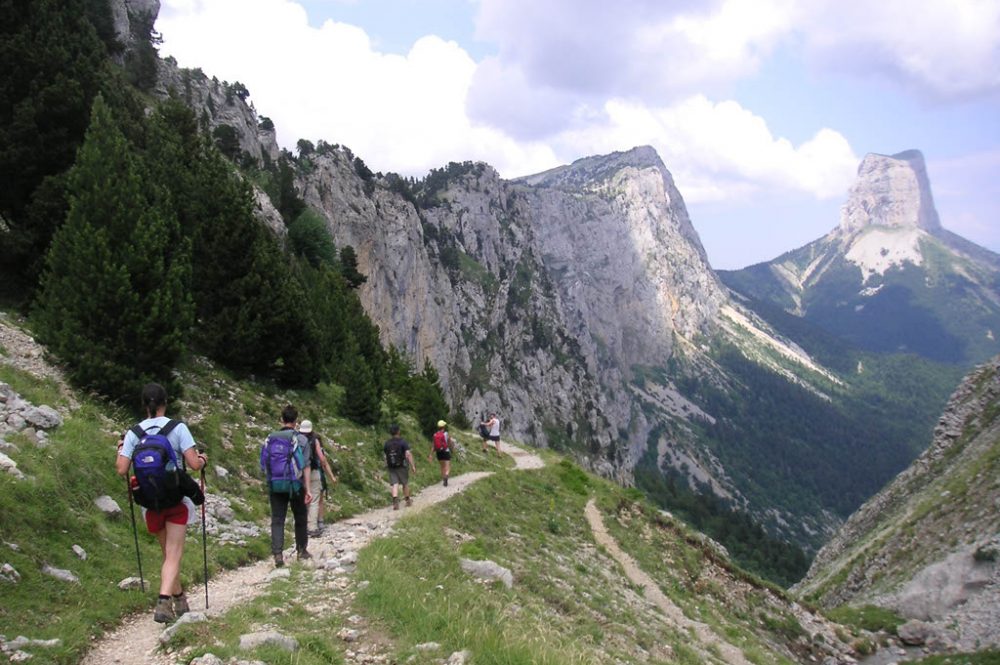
left=551, top=96, right=858, bottom=202
left=157, top=0, right=560, bottom=177
left=796, top=0, right=1000, bottom=99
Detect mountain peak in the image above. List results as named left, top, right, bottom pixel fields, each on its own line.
left=839, top=149, right=941, bottom=234
left=516, top=146, right=666, bottom=189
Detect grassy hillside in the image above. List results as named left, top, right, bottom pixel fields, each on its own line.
left=0, top=323, right=509, bottom=664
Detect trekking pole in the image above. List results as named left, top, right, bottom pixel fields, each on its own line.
left=125, top=476, right=146, bottom=593
left=200, top=466, right=209, bottom=609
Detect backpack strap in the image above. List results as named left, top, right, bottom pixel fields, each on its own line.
left=158, top=419, right=181, bottom=437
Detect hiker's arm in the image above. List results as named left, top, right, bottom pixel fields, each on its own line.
left=321, top=455, right=336, bottom=483
left=182, top=446, right=207, bottom=471
left=115, top=431, right=134, bottom=476
left=406, top=450, right=416, bottom=471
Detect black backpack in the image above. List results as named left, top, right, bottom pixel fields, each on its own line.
left=385, top=438, right=406, bottom=468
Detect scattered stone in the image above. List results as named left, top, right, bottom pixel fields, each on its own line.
left=897, top=620, right=933, bottom=646
left=159, top=611, right=207, bottom=643
left=41, top=564, right=79, bottom=584
left=238, top=630, right=298, bottom=652
left=94, top=495, right=122, bottom=517
left=1, top=563, right=20, bottom=583
left=415, top=642, right=441, bottom=652
left=339, top=551, right=358, bottom=566
left=447, top=650, right=473, bottom=664
left=0, top=451, right=24, bottom=479
left=5, top=413, right=25, bottom=431
left=337, top=628, right=360, bottom=643
left=5, top=541, right=20, bottom=552
left=5, top=637, right=62, bottom=650
left=460, top=558, right=513, bottom=589
left=0, top=440, right=18, bottom=453
left=213, top=465, right=229, bottom=479
left=8, top=651, right=31, bottom=663
left=72, top=545, right=86, bottom=560
left=21, top=405, right=61, bottom=430
left=118, top=577, right=144, bottom=590
left=189, top=654, right=224, bottom=665
left=266, top=567, right=291, bottom=581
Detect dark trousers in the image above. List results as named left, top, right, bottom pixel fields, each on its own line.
left=269, top=490, right=308, bottom=555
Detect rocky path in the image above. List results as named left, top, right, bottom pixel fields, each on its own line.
left=584, top=499, right=753, bottom=665
left=82, top=443, right=543, bottom=665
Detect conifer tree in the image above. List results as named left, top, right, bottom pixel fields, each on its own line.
left=33, top=95, right=192, bottom=402
left=411, top=359, right=450, bottom=437
left=341, top=341, right=381, bottom=426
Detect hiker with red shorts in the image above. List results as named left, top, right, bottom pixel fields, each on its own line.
left=116, top=383, right=207, bottom=624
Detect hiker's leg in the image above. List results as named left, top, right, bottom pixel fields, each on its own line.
left=291, top=491, right=309, bottom=553
left=496, top=438, right=502, bottom=455
left=307, top=469, right=321, bottom=532
left=158, top=521, right=187, bottom=596
left=403, top=483, right=410, bottom=499
left=443, top=459, right=451, bottom=478
left=269, top=492, right=289, bottom=554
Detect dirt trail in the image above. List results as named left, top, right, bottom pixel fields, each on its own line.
left=82, top=443, right=543, bottom=665
left=584, top=499, right=752, bottom=665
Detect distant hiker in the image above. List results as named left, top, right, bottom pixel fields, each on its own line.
left=116, top=383, right=207, bottom=624
left=482, top=412, right=502, bottom=456
left=261, top=405, right=312, bottom=567
left=384, top=424, right=415, bottom=510
left=301, top=419, right=337, bottom=537
left=477, top=413, right=490, bottom=453
left=429, top=419, right=452, bottom=487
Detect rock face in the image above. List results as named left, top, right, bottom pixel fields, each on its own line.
left=795, top=356, right=1000, bottom=652
left=299, top=147, right=729, bottom=477
left=839, top=150, right=941, bottom=234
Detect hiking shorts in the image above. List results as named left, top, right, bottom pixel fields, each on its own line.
left=435, top=449, right=452, bottom=461
left=488, top=434, right=500, bottom=442
left=144, top=501, right=190, bottom=533
left=388, top=466, right=409, bottom=486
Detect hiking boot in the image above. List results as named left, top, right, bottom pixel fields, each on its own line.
left=443, top=477, right=448, bottom=487
left=392, top=496, right=399, bottom=510
left=308, top=528, right=322, bottom=537
left=297, top=549, right=312, bottom=561
left=274, top=553, right=285, bottom=568
left=153, top=596, right=175, bottom=624
left=405, top=496, right=412, bottom=507
left=172, top=593, right=189, bottom=618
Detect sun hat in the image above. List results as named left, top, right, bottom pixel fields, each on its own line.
left=299, top=420, right=313, bottom=434
left=437, top=420, right=447, bottom=428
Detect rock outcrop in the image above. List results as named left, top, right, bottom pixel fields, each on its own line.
left=795, top=356, right=1000, bottom=652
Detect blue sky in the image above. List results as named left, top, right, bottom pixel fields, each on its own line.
left=156, top=0, right=1000, bottom=269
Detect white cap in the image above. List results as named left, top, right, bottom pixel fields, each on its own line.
left=299, top=420, right=313, bottom=434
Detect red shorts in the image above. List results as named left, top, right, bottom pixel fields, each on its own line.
left=144, top=502, right=189, bottom=533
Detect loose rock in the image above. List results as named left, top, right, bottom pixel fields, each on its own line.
left=41, top=564, right=79, bottom=584
left=1, top=563, right=20, bottom=583
left=238, top=630, right=298, bottom=652
left=460, top=558, right=513, bottom=589
left=94, top=495, right=122, bottom=517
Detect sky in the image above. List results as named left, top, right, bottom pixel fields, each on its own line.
left=155, top=0, right=1000, bottom=269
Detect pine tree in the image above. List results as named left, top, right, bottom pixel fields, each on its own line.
left=341, top=342, right=381, bottom=426
left=411, top=359, right=450, bottom=437
left=33, top=95, right=192, bottom=402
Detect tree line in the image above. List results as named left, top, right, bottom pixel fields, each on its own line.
left=0, top=0, right=449, bottom=427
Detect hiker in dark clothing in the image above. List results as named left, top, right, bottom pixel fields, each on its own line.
left=383, top=424, right=416, bottom=510
left=261, top=405, right=312, bottom=567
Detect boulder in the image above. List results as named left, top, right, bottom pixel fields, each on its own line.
left=22, top=405, right=61, bottom=430
left=0, top=452, right=24, bottom=480
left=41, top=564, right=79, bottom=584
left=72, top=545, right=87, bottom=560
left=94, top=495, right=122, bottom=517
left=898, top=620, right=934, bottom=646
left=1, top=563, right=20, bottom=583
left=238, top=630, right=297, bottom=652
left=459, top=558, right=513, bottom=588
